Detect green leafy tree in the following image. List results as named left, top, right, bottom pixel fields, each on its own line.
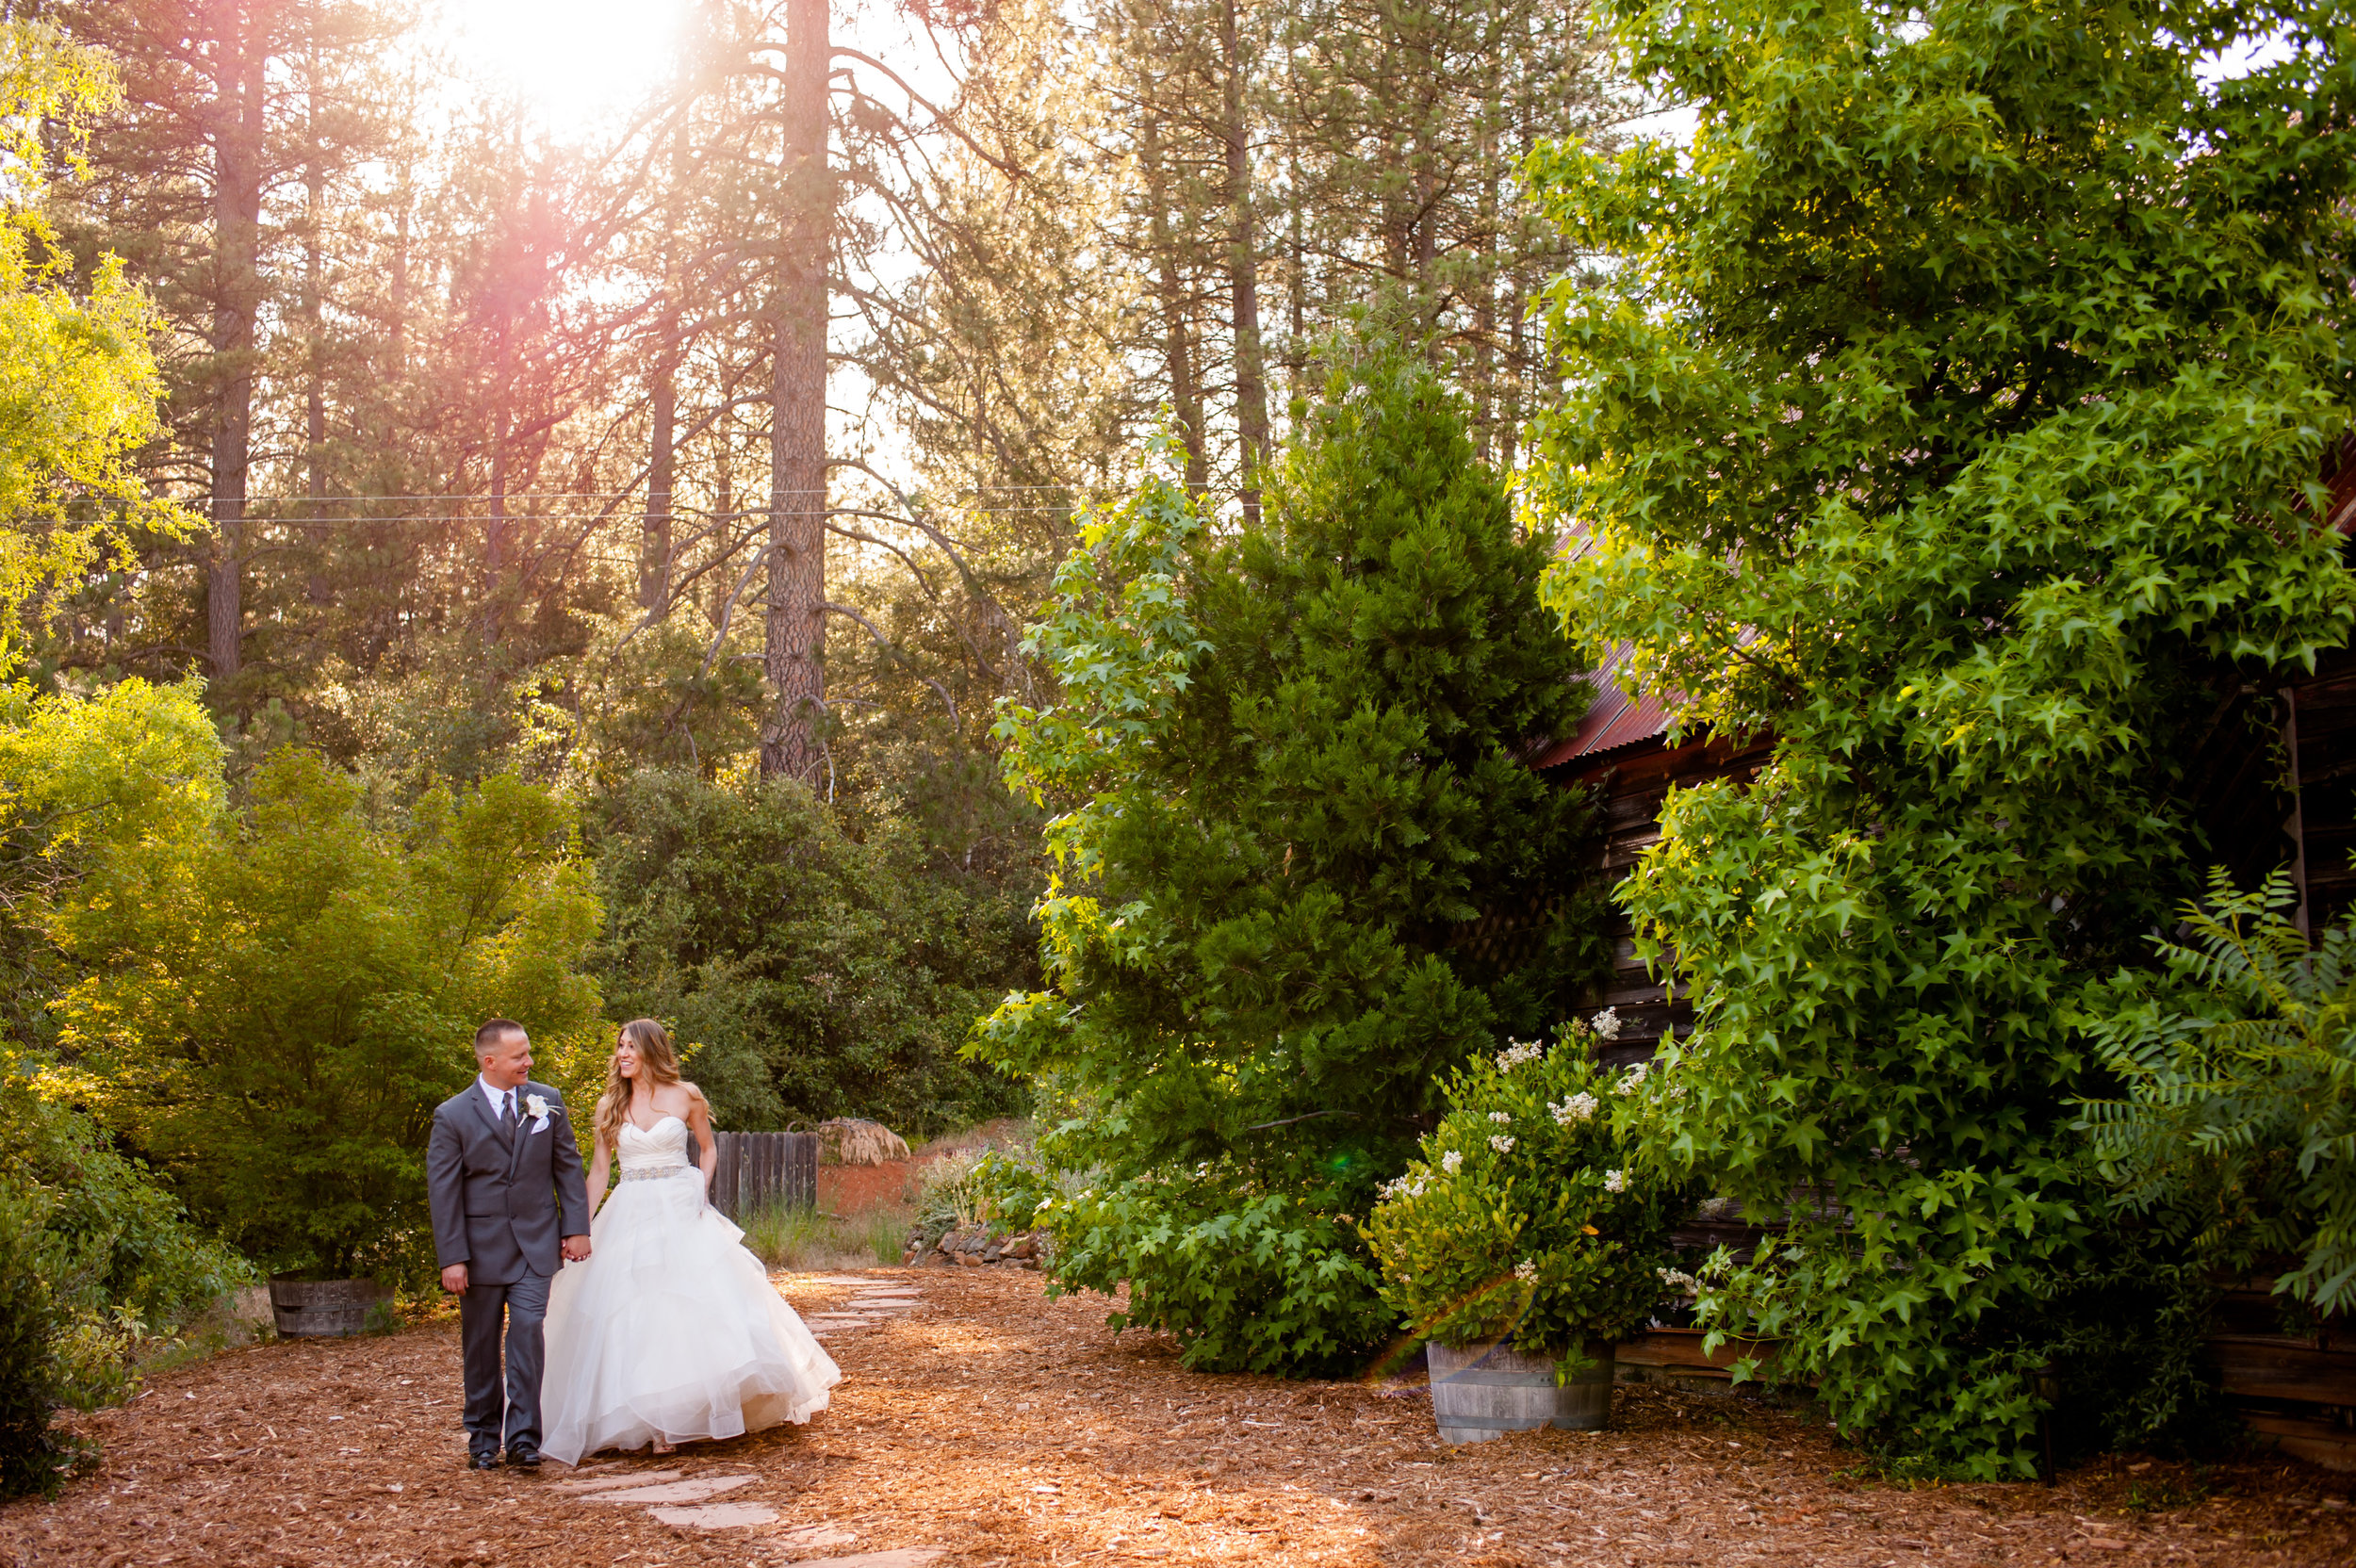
left=52, top=755, right=606, bottom=1280
left=1531, top=0, right=2356, bottom=1474
left=0, top=678, right=243, bottom=1492
left=588, top=767, right=1036, bottom=1135
left=0, top=22, right=185, bottom=676
left=985, top=343, right=1605, bottom=1374
left=0, top=678, right=224, bottom=1050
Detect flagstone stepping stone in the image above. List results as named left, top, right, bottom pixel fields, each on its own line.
left=791, top=1552, right=943, bottom=1568
left=581, top=1474, right=757, bottom=1504
left=552, top=1468, right=682, bottom=1492
left=775, top=1524, right=859, bottom=1551
left=649, top=1501, right=779, bottom=1528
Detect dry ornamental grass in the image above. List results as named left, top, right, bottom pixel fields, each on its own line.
left=3, top=1266, right=2349, bottom=1567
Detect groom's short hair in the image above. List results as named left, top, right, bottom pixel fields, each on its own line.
left=474, top=1018, right=527, bottom=1057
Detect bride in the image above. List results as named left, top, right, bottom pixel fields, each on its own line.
left=540, top=1020, right=840, bottom=1462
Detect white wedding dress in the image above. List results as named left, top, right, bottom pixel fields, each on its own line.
left=540, top=1116, right=841, bottom=1463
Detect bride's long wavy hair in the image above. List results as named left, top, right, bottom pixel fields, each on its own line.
left=595, top=1019, right=682, bottom=1151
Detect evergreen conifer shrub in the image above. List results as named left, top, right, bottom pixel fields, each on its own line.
left=986, top=342, right=1607, bottom=1374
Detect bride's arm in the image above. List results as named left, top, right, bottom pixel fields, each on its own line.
left=584, top=1132, right=614, bottom=1222
left=685, top=1085, right=718, bottom=1190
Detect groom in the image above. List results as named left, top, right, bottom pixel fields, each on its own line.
left=426, top=1019, right=592, bottom=1470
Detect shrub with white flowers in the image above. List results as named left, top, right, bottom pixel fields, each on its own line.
left=1363, top=1018, right=1693, bottom=1358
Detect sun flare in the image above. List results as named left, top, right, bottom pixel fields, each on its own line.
left=441, top=0, right=694, bottom=134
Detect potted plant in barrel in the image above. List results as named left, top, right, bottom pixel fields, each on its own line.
left=1364, top=1015, right=1693, bottom=1442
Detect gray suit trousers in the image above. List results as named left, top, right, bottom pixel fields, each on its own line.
left=460, top=1270, right=550, bottom=1458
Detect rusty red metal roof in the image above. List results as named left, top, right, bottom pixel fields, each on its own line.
left=1530, top=644, right=1678, bottom=770
left=2328, top=433, right=2356, bottom=534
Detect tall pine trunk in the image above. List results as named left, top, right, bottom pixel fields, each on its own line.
left=761, top=0, right=830, bottom=781
left=303, top=70, right=331, bottom=607
left=206, top=24, right=267, bottom=683
left=643, top=108, right=686, bottom=614
left=643, top=354, right=676, bottom=612
left=1218, top=0, right=1266, bottom=522
left=1141, top=113, right=1207, bottom=491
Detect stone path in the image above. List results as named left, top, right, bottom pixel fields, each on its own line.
left=802, top=1273, right=924, bottom=1343
left=539, top=1279, right=935, bottom=1549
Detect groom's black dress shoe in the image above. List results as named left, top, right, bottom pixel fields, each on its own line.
left=469, top=1451, right=500, bottom=1471
left=505, top=1447, right=542, bottom=1469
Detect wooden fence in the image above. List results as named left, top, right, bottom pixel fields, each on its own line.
left=707, top=1131, right=820, bottom=1219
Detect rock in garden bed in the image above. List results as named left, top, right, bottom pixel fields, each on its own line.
left=909, top=1223, right=1045, bottom=1268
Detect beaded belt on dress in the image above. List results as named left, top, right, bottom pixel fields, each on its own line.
left=618, top=1164, right=690, bottom=1182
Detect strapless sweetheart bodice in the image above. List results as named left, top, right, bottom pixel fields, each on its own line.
left=616, top=1115, right=689, bottom=1171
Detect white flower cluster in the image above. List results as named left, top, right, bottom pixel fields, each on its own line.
left=1614, top=1060, right=1649, bottom=1096
left=1441, top=1150, right=1464, bottom=1174
left=1495, top=1038, right=1544, bottom=1071
left=1590, top=1007, right=1622, bottom=1040
left=1656, top=1266, right=1699, bottom=1295
left=1378, top=1173, right=1428, bottom=1201
left=1602, top=1168, right=1627, bottom=1193
left=1549, top=1091, right=1598, bottom=1125
left=1489, top=1135, right=1516, bottom=1154
left=1513, top=1259, right=1537, bottom=1282
left=1488, top=1110, right=1513, bottom=1124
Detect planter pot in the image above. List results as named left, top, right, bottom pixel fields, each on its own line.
left=269, top=1276, right=393, bottom=1338
left=1428, top=1338, right=1614, bottom=1445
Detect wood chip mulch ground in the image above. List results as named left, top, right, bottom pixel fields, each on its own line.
left=3, top=1265, right=2349, bottom=1567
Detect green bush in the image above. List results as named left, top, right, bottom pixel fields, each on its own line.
left=982, top=339, right=1608, bottom=1374
left=0, top=1096, right=250, bottom=1494
left=1040, top=1172, right=1394, bottom=1376
left=589, top=767, right=1035, bottom=1135
left=1366, top=1019, right=1693, bottom=1360
left=913, top=1145, right=1060, bottom=1252
left=2079, top=869, right=2356, bottom=1315
left=0, top=1075, right=251, bottom=1396
left=0, top=1177, right=70, bottom=1498
left=52, top=753, right=607, bottom=1280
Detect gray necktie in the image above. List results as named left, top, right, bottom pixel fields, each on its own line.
left=503, top=1090, right=519, bottom=1133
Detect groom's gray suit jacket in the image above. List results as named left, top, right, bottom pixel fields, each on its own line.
left=426, top=1080, right=591, bottom=1283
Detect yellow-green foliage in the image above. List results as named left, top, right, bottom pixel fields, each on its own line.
left=49, top=750, right=607, bottom=1280
left=0, top=23, right=188, bottom=675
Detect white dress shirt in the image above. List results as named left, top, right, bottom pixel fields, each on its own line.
left=478, top=1075, right=520, bottom=1125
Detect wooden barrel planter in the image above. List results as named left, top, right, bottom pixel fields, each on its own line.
left=269, top=1276, right=393, bottom=1338
left=1428, top=1340, right=1615, bottom=1444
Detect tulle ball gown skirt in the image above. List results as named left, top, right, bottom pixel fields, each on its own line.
left=540, top=1167, right=841, bottom=1463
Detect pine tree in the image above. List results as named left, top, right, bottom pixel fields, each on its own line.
left=983, top=339, right=1606, bottom=1373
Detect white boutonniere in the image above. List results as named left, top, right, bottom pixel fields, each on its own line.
left=524, top=1093, right=552, bottom=1133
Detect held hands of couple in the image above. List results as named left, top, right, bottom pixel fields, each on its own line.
left=437, top=1235, right=593, bottom=1295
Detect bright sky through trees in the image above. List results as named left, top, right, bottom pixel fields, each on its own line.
left=440, top=0, right=693, bottom=134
